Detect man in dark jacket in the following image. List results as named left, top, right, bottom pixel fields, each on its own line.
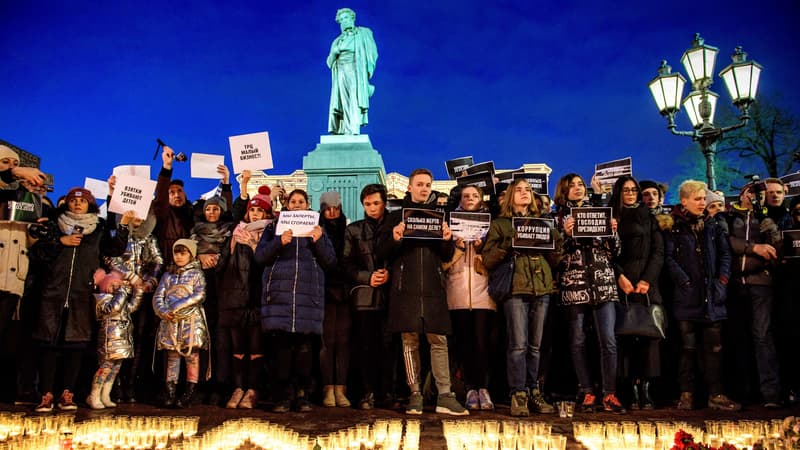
left=376, top=168, right=467, bottom=416
left=726, top=182, right=782, bottom=408
left=153, top=146, right=195, bottom=266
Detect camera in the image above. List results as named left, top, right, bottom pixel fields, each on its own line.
left=28, top=221, right=56, bottom=241
left=175, top=152, right=187, bottom=163
left=743, top=174, right=767, bottom=216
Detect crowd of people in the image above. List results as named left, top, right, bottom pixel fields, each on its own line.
left=0, top=142, right=798, bottom=418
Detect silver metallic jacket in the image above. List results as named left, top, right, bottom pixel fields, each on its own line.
left=95, top=285, right=142, bottom=360
left=153, top=260, right=208, bottom=354
left=107, top=234, right=163, bottom=290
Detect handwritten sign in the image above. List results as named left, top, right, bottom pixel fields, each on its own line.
left=274, top=210, right=319, bottom=237
left=191, top=153, right=224, bottom=179
left=402, top=208, right=444, bottom=239
left=594, top=157, right=632, bottom=192
left=229, top=131, right=274, bottom=174
left=513, top=217, right=555, bottom=249
left=513, top=172, right=549, bottom=195
left=783, top=230, right=800, bottom=259
left=449, top=212, right=491, bottom=241
left=445, top=156, right=474, bottom=180
left=456, top=171, right=496, bottom=195
left=571, top=207, right=613, bottom=238
left=108, top=175, right=156, bottom=220
left=113, top=165, right=150, bottom=179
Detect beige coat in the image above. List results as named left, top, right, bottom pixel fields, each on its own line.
left=0, top=221, right=31, bottom=297
left=444, top=243, right=496, bottom=311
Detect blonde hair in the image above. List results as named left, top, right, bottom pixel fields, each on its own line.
left=500, top=178, right=538, bottom=217
left=678, top=180, right=707, bottom=199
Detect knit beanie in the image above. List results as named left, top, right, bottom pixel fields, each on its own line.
left=0, top=144, right=20, bottom=164
left=639, top=180, right=663, bottom=199
left=320, top=191, right=342, bottom=210
left=249, top=185, right=272, bottom=212
left=705, top=189, right=724, bottom=205
left=173, top=238, right=198, bottom=258
left=204, top=195, right=228, bottom=212
left=65, top=187, right=97, bottom=208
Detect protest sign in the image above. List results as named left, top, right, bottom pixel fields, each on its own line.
left=108, top=175, right=156, bottom=220
left=466, top=161, right=496, bottom=177
left=403, top=208, right=444, bottom=239
left=513, top=172, right=549, bottom=195
left=386, top=198, right=403, bottom=213
left=445, top=156, right=474, bottom=180
left=449, top=212, right=491, bottom=241
left=783, top=230, right=800, bottom=259
left=274, top=210, right=320, bottom=237
left=456, top=171, right=496, bottom=195
left=113, top=165, right=150, bottom=179
left=191, top=153, right=225, bottom=179
left=0, top=192, right=42, bottom=223
left=229, top=131, right=274, bottom=174
left=512, top=217, right=555, bottom=249
left=780, top=172, right=800, bottom=197
left=84, top=177, right=109, bottom=202
left=496, top=169, right=524, bottom=183
left=571, top=207, right=613, bottom=238
left=594, top=157, right=632, bottom=192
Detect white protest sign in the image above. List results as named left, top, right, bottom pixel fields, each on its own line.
left=84, top=177, right=109, bottom=201
left=108, top=175, right=156, bottom=220
left=229, top=131, right=274, bottom=174
left=275, top=210, right=320, bottom=237
left=113, top=165, right=151, bottom=179
left=191, top=153, right=224, bottom=179
left=200, top=186, right=221, bottom=200
left=97, top=202, right=108, bottom=220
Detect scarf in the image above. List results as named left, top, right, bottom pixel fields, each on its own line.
left=191, top=221, right=232, bottom=255
left=57, top=210, right=99, bottom=235
left=231, top=219, right=269, bottom=252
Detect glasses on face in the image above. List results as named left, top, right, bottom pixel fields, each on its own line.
left=622, top=188, right=639, bottom=194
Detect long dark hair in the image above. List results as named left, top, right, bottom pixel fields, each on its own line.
left=608, top=175, right=641, bottom=219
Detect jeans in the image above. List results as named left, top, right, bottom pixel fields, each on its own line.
left=504, top=295, right=549, bottom=393
left=678, top=320, right=723, bottom=395
left=566, top=301, right=618, bottom=394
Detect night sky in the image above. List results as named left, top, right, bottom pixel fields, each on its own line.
left=2, top=0, right=799, bottom=201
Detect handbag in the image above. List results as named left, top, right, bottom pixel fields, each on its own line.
left=615, top=294, right=667, bottom=339
left=350, top=285, right=378, bottom=309
left=488, top=252, right=516, bottom=303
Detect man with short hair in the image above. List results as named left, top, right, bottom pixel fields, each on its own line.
left=153, top=146, right=196, bottom=266
left=639, top=180, right=663, bottom=211
left=377, top=168, right=468, bottom=416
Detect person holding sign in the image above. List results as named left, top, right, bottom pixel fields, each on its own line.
left=255, top=189, right=336, bottom=413
left=608, top=176, right=664, bottom=410
left=482, top=179, right=562, bottom=417
left=442, top=185, right=496, bottom=411
left=30, top=187, right=128, bottom=413
left=553, top=173, right=626, bottom=414
left=376, top=168, right=468, bottom=416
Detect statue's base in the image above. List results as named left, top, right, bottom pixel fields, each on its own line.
left=303, top=135, right=386, bottom=220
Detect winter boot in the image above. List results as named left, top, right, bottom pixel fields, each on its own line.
left=100, top=380, right=117, bottom=408
left=86, top=383, right=105, bottom=410
left=322, top=385, right=335, bottom=407
left=163, top=382, right=178, bottom=408
left=334, top=385, right=351, bottom=407
left=631, top=380, right=642, bottom=410
left=176, top=382, right=197, bottom=409
left=641, top=380, right=655, bottom=410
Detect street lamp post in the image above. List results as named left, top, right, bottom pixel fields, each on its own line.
left=648, top=33, right=763, bottom=191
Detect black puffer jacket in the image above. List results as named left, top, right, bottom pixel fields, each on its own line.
left=614, top=205, right=664, bottom=304
left=320, top=213, right=348, bottom=303
left=215, top=222, right=269, bottom=328
left=342, top=215, right=387, bottom=311
left=31, top=216, right=126, bottom=344
left=727, top=205, right=780, bottom=286
left=376, top=193, right=454, bottom=335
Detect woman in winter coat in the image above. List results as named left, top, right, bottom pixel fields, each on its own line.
left=664, top=180, right=740, bottom=411
left=553, top=173, right=626, bottom=414
left=483, top=179, right=562, bottom=417
left=608, top=175, right=664, bottom=410
left=443, top=185, right=497, bottom=411
left=255, top=189, right=336, bottom=413
left=31, top=187, right=127, bottom=413
left=217, top=180, right=273, bottom=409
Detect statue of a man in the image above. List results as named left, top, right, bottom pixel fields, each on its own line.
left=327, top=8, right=378, bottom=135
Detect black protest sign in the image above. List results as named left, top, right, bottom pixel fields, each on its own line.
left=465, top=161, right=496, bottom=177
left=571, top=207, right=613, bottom=237
left=780, top=172, right=800, bottom=197
left=445, top=156, right=474, bottom=180
left=513, top=172, right=549, bottom=195
left=456, top=171, right=496, bottom=195
left=386, top=198, right=403, bottom=213
left=513, top=217, right=555, bottom=250
left=449, top=212, right=491, bottom=241
left=403, top=208, right=445, bottom=239
left=0, top=192, right=42, bottom=223
left=594, top=157, right=632, bottom=192
left=496, top=169, right=523, bottom=183
left=783, top=230, right=800, bottom=259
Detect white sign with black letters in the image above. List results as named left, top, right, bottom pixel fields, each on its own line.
left=274, top=210, right=320, bottom=237
left=108, top=175, right=156, bottom=220
left=229, top=131, right=274, bottom=174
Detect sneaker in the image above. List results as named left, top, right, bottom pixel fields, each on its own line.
left=57, top=390, right=78, bottom=411
left=530, top=388, right=555, bottom=414
left=435, top=392, right=469, bottom=416
left=238, top=389, right=257, bottom=409
left=580, top=392, right=598, bottom=413
left=295, top=397, right=312, bottom=412
left=763, top=400, right=782, bottom=409
left=465, top=389, right=480, bottom=410
left=35, top=392, right=54, bottom=413
left=677, top=391, right=693, bottom=410
left=602, top=393, right=626, bottom=414
left=406, top=391, right=423, bottom=415
left=478, top=388, right=494, bottom=411
left=708, top=394, right=741, bottom=411
left=510, top=390, right=530, bottom=417
left=272, top=399, right=290, bottom=413
left=359, top=392, right=374, bottom=410
left=226, top=388, right=245, bottom=409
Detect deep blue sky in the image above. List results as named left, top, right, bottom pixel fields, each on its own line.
left=2, top=0, right=799, bottom=200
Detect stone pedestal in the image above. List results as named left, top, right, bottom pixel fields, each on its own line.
left=303, top=135, right=386, bottom=221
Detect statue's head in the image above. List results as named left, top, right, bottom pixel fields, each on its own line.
left=336, top=8, right=356, bottom=32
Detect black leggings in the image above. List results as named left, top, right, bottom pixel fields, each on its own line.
left=268, top=331, right=314, bottom=401
left=320, top=301, right=351, bottom=385
left=450, top=309, right=494, bottom=390
left=39, top=347, right=83, bottom=395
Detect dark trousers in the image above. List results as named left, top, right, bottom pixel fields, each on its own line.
left=39, top=347, right=83, bottom=395
left=268, top=331, right=314, bottom=401
left=450, top=309, right=494, bottom=391
left=678, top=320, right=723, bottom=396
left=320, top=301, right=351, bottom=385
left=352, top=310, right=397, bottom=398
